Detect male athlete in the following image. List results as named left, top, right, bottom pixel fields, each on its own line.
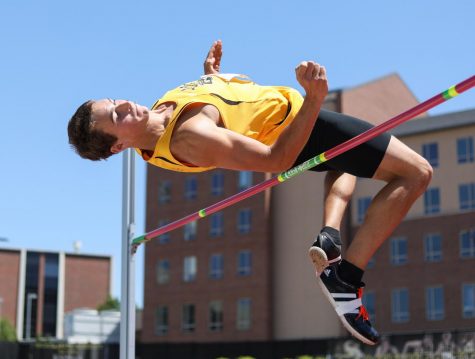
left=68, top=40, right=432, bottom=345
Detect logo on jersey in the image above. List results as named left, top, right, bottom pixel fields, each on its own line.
left=180, top=76, right=213, bottom=91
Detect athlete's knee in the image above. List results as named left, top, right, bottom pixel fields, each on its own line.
left=325, top=171, right=356, bottom=201
left=409, top=156, right=433, bottom=194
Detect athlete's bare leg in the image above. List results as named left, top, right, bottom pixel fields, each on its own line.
left=346, top=136, right=433, bottom=269
left=309, top=171, right=356, bottom=271
left=322, top=171, right=356, bottom=230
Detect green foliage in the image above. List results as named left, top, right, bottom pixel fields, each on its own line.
left=0, top=318, right=17, bottom=341
left=97, top=295, right=120, bottom=311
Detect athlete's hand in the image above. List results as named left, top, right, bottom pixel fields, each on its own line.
left=295, top=61, right=328, bottom=102
left=204, top=40, right=222, bottom=75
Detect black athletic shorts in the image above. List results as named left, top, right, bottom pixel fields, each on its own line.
left=291, top=109, right=392, bottom=178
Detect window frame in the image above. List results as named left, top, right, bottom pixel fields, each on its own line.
left=155, top=306, right=169, bottom=336
left=211, top=171, right=224, bottom=196
left=237, top=250, right=252, bottom=276
left=185, top=176, right=197, bottom=200
left=462, top=283, right=475, bottom=318
left=184, top=221, right=197, bottom=241
left=237, top=208, right=252, bottom=234
left=183, top=256, right=197, bottom=282
left=238, top=171, right=253, bottom=190
left=424, top=187, right=441, bottom=215
left=208, top=300, right=224, bottom=332
left=391, top=288, right=410, bottom=323
left=236, top=298, right=252, bottom=330
left=182, top=304, right=196, bottom=332
left=209, top=212, right=224, bottom=238
left=457, top=137, right=474, bottom=164
left=422, top=142, right=439, bottom=167
left=209, top=253, right=224, bottom=280
left=424, top=233, right=443, bottom=262
left=460, top=229, right=475, bottom=258
left=426, top=285, right=445, bottom=321
left=156, top=259, right=170, bottom=285
left=390, top=236, right=408, bottom=266
left=158, top=180, right=171, bottom=204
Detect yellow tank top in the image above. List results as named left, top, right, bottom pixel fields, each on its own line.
left=135, top=74, right=304, bottom=172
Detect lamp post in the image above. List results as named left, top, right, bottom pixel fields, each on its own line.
left=120, top=149, right=135, bottom=359
left=26, top=293, right=37, bottom=340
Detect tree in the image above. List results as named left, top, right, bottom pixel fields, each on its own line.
left=97, top=295, right=120, bottom=311
left=0, top=318, right=17, bottom=341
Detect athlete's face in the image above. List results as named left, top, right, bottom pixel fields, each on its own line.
left=91, top=99, right=150, bottom=153
left=92, top=99, right=149, bottom=135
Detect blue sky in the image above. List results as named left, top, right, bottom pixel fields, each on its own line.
left=0, top=1, right=474, bottom=307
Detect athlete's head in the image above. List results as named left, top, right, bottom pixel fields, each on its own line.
left=68, top=99, right=148, bottom=160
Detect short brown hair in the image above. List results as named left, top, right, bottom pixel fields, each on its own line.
left=67, top=100, right=117, bottom=161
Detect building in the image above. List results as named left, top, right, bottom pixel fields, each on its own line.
left=0, top=248, right=112, bottom=340
left=141, top=74, right=474, bottom=345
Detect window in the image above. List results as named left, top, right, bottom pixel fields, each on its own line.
left=390, top=236, right=408, bottom=265
left=210, top=213, right=224, bottom=238
left=422, top=142, right=439, bottom=167
left=362, top=291, right=376, bottom=323
left=183, top=256, right=197, bottom=282
left=158, top=180, right=171, bottom=204
left=459, top=183, right=475, bottom=210
left=236, top=298, right=251, bottom=330
left=209, top=301, right=223, bottom=332
left=462, top=284, right=475, bottom=318
left=460, top=229, right=475, bottom=258
left=43, top=254, right=59, bottom=336
left=367, top=256, right=376, bottom=269
left=211, top=171, right=224, bottom=196
left=185, top=176, right=197, bottom=200
left=457, top=137, right=474, bottom=164
left=238, top=171, right=253, bottom=190
left=155, top=306, right=169, bottom=335
left=156, top=259, right=170, bottom=285
left=424, top=187, right=440, bottom=214
left=426, top=286, right=444, bottom=320
left=182, top=304, right=195, bottom=332
left=237, top=208, right=252, bottom=234
left=357, top=197, right=371, bottom=224
left=424, top=233, right=442, bottom=262
left=237, top=250, right=252, bottom=276
left=184, top=221, right=197, bottom=241
left=391, top=288, right=409, bottom=323
left=158, top=219, right=171, bottom=244
left=209, top=254, right=224, bottom=279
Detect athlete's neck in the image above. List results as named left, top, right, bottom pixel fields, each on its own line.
left=136, top=102, right=176, bottom=151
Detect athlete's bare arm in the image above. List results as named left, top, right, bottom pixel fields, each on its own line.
left=170, top=61, right=328, bottom=173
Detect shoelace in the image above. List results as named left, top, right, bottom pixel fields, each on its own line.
left=356, top=287, right=370, bottom=321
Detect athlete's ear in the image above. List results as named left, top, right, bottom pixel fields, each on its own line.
left=111, top=142, right=125, bottom=154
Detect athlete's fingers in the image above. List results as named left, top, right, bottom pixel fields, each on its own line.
left=318, top=66, right=327, bottom=80
left=305, top=61, right=316, bottom=79
left=295, top=61, right=308, bottom=78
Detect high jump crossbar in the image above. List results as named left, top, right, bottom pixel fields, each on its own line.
left=131, top=75, right=475, bottom=254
